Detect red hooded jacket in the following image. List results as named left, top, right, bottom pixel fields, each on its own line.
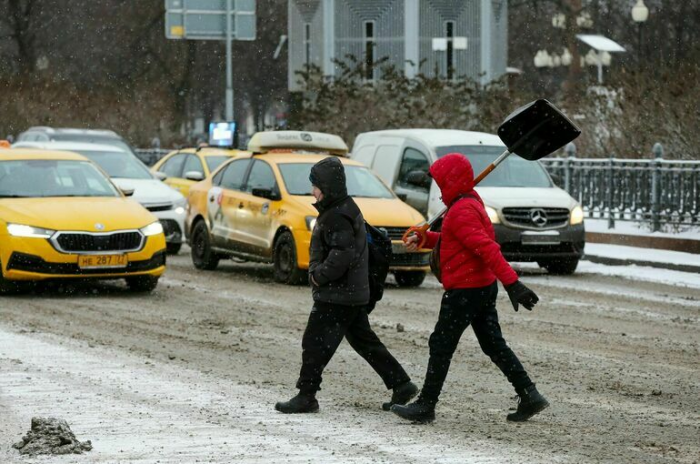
left=423, top=153, right=518, bottom=290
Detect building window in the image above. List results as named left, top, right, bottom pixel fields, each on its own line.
left=364, top=20, right=375, bottom=81
left=304, top=23, right=311, bottom=68
left=445, top=21, right=455, bottom=79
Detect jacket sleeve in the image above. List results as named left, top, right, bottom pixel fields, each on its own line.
left=424, top=231, right=440, bottom=249
left=312, top=214, right=357, bottom=286
left=449, top=201, right=518, bottom=285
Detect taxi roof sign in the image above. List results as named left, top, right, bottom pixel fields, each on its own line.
left=247, top=131, right=348, bottom=155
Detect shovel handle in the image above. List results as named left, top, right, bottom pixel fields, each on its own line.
left=402, top=223, right=430, bottom=248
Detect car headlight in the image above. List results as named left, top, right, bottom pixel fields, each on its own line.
left=174, top=197, right=187, bottom=215
left=305, top=216, right=317, bottom=231
left=7, top=223, right=55, bottom=238
left=141, top=221, right=164, bottom=236
left=570, top=205, right=584, bottom=225
left=485, top=206, right=500, bottom=224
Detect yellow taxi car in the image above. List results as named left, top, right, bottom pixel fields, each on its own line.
left=151, top=146, right=247, bottom=198
left=0, top=149, right=166, bottom=294
left=185, top=131, right=430, bottom=287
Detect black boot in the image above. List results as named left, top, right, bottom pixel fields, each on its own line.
left=390, top=398, right=435, bottom=424
left=382, top=381, right=419, bottom=411
left=275, top=392, right=319, bottom=414
left=507, top=384, right=549, bottom=422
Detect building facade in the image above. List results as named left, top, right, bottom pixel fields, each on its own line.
left=288, top=0, right=508, bottom=91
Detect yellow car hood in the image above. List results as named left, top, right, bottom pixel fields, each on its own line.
left=0, top=198, right=157, bottom=232
left=292, top=196, right=425, bottom=227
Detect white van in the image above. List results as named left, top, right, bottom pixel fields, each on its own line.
left=351, top=129, right=585, bottom=274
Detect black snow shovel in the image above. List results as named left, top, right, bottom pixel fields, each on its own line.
left=403, top=99, right=581, bottom=246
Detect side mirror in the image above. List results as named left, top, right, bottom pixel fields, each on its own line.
left=251, top=187, right=281, bottom=201
left=396, top=193, right=408, bottom=202
left=120, top=187, right=135, bottom=197
left=406, top=170, right=431, bottom=189
left=184, top=170, right=205, bottom=181
left=154, top=171, right=167, bottom=181
left=550, top=173, right=563, bottom=187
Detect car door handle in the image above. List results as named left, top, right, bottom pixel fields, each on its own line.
left=238, top=202, right=244, bottom=209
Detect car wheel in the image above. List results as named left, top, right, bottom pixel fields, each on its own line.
left=166, top=242, right=182, bottom=255
left=394, top=271, right=426, bottom=288
left=273, top=231, right=307, bottom=285
left=539, top=258, right=579, bottom=275
left=191, top=221, right=220, bottom=270
left=126, top=275, right=159, bottom=292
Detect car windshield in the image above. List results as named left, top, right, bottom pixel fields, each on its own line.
left=279, top=163, right=394, bottom=198
left=0, top=160, right=120, bottom=198
left=435, top=145, right=552, bottom=188
left=206, top=156, right=229, bottom=173
left=52, top=135, right=136, bottom=155
left=75, top=150, right=153, bottom=179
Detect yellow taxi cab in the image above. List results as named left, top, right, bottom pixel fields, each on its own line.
left=0, top=149, right=166, bottom=293
left=185, top=131, right=430, bottom=287
left=151, top=146, right=247, bottom=198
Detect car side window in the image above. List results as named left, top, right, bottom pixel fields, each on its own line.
left=397, top=148, right=430, bottom=190
left=182, top=154, right=204, bottom=176
left=243, top=160, right=277, bottom=194
left=220, top=159, right=251, bottom=191
left=160, top=153, right=186, bottom=178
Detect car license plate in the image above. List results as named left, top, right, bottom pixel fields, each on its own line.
left=392, top=243, right=408, bottom=254
left=521, top=231, right=561, bottom=245
left=77, top=254, right=129, bottom=269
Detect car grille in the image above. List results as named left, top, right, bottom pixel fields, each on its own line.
left=378, top=227, right=408, bottom=241
left=53, top=231, right=143, bottom=253
left=145, top=202, right=173, bottom=212
left=390, top=252, right=430, bottom=267
left=501, top=208, right=569, bottom=229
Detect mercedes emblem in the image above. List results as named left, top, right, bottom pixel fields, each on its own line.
left=530, top=209, right=548, bottom=227
left=95, top=223, right=105, bottom=231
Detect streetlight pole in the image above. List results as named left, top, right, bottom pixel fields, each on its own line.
left=631, top=0, right=649, bottom=65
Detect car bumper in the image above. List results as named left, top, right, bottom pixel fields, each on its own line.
left=1, top=234, right=166, bottom=281
left=494, top=223, right=585, bottom=262
left=152, top=209, right=186, bottom=244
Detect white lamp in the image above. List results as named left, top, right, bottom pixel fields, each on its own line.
left=631, top=0, right=649, bottom=23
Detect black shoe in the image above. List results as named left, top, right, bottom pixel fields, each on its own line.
left=507, top=385, right=549, bottom=422
left=275, top=393, right=319, bottom=414
left=382, top=381, right=419, bottom=411
left=390, top=399, right=435, bottom=424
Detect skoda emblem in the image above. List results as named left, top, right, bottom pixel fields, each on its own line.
left=530, top=209, right=548, bottom=227
left=300, top=132, right=313, bottom=142
left=95, top=223, right=105, bottom=231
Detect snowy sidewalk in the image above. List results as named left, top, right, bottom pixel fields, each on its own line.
left=583, top=243, right=700, bottom=274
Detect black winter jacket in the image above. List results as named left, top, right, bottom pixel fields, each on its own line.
left=308, top=157, right=370, bottom=306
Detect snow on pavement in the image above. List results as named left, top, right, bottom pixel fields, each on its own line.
left=0, top=326, right=560, bottom=464
left=584, top=243, right=699, bottom=267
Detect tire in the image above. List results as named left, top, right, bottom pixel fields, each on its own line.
left=126, top=275, right=159, bottom=292
left=539, top=258, right=579, bottom=275
left=166, top=242, right=182, bottom=255
left=394, top=271, right=426, bottom=288
left=190, top=220, right=220, bottom=270
left=273, top=231, right=307, bottom=285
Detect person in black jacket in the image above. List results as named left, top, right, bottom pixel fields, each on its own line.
left=275, top=157, right=417, bottom=414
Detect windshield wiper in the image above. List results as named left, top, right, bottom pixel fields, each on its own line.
left=0, top=194, right=29, bottom=198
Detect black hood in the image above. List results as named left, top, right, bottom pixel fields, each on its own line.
left=309, top=157, right=348, bottom=210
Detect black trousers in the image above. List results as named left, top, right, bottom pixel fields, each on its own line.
left=296, top=302, right=411, bottom=394
left=420, top=282, right=533, bottom=405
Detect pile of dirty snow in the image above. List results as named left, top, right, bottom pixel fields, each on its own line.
left=13, top=417, right=92, bottom=456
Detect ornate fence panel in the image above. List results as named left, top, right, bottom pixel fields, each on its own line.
left=540, top=157, right=700, bottom=230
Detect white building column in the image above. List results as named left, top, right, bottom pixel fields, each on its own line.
left=404, top=0, right=420, bottom=78
left=323, top=0, right=335, bottom=78
left=480, top=0, right=492, bottom=84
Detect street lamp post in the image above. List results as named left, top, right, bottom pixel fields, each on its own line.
left=631, top=0, right=649, bottom=64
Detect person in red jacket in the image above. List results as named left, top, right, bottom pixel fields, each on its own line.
left=391, top=153, right=548, bottom=424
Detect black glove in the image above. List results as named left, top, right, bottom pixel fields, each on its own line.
left=505, top=280, right=539, bottom=312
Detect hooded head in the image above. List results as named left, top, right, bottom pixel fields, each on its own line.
left=309, top=156, right=348, bottom=208
left=429, top=153, right=475, bottom=206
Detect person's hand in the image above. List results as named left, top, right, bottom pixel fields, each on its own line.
left=505, top=280, right=539, bottom=312
left=403, top=233, right=422, bottom=252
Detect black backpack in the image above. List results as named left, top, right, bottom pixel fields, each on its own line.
left=364, top=222, right=392, bottom=312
